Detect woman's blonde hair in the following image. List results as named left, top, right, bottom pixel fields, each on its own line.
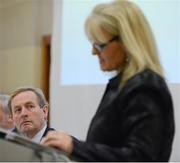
left=85, top=0, right=164, bottom=85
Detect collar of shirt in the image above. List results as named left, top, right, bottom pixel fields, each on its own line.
left=31, top=124, right=47, bottom=143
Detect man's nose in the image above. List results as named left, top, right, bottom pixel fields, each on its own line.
left=20, top=107, right=28, bottom=116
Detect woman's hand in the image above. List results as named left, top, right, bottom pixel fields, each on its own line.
left=40, top=131, right=73, bottom=155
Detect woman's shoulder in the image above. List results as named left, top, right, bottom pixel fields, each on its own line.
left=123, top=69, right=169, bottom=93
left=120, top=69, right=173, bottom=109
left=130, top=69, right=164, bottom=83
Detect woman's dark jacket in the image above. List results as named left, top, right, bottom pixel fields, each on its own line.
left=71, top=69, right=175, bottom=161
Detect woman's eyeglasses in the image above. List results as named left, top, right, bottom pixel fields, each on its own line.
left=93, top=36, right=119, bottom=52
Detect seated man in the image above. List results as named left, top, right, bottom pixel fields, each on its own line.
left=8, top=87, right=54, bottom=142
left=0, top=95, right=14, bottom=130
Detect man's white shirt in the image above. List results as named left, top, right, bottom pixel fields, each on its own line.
left=31, top=124, right=47, bottom=143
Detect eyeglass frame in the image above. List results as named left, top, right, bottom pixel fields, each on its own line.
left=93, top=36, right=119, bottom=52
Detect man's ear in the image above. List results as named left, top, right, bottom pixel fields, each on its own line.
left=8, top=113, right=13, bottom=119
left=9, top=112, right=15, bottom=122
left=42, top=104, right=49, bottom=119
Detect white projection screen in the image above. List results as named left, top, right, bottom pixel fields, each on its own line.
left=60, top=0, right=180, bottom=85
left=50, top=0, right=180, bottom=161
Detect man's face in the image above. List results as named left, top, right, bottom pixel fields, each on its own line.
left=11, top=91, right=48, bottom=138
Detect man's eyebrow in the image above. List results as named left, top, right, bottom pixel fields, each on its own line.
left=13, top=101, right=35, bottom=108
left=25, top=101, right=35, bottom=105
left=13, top=105, right=21, bottom=109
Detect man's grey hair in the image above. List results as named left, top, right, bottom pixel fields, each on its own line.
left=8, top=87, right=48, bottom=114
left=0, top=95, right=10, bottom=114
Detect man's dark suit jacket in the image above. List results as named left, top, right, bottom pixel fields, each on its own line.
left=42, top=126, right=55, bottom=138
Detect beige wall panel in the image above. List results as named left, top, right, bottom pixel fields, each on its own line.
left=0, top=46, right=42, bottom=94
left=0, top=0, right=53, bottom=49
left=0, top=0, right=53, bottom=94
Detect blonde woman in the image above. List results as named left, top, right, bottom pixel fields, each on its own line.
left=41, top=0, right=175, bottom=161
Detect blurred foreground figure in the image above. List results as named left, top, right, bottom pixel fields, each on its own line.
left=0, top=95, right=14, bottom=130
